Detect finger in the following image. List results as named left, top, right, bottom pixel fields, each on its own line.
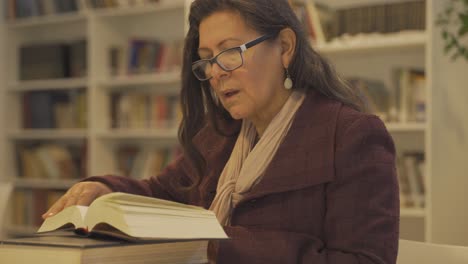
left=63, top=192, right=81, bottom=209
left=76, top=189, right=98, bottom=206
left=42, top=196, right=66, bottom=219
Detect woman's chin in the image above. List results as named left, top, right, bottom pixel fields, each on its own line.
left=227, top=109, right=246, bottom=120
left=229, top=113, right=244, bottom=120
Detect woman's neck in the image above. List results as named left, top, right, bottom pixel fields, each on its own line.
left=250, top=89, right=292, bottom=137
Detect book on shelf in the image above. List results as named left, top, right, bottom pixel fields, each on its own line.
left=22, top=89, right=87, bottom=129
left=304, top=1, right=326, bottom=45
left=347, top=68, right=426, bottom=124
left=347, top=77, right=391, bottom=121
left=0, top=182, right=14, bottom=239
left=6, top=0, right=81, bottom=20
left=292, top=1, right=424, bottom=44
left=335, top=0, right=425, bottom=37
left=20, top=43, right=68, bottom=81
left=392, top=67, right=426, bottom=123
left=116, top=145, right=180, bottom=179
left=111, top=92, right=180, bottom=129
left=38, top=192, right=228, bottom=241
left=0, top=235, right=210, bottom=264
left=20, top=40, right=87, bottom=81
left=86, top=0, right=162, bottom=9
left=16, top=143, right=86, bottom=180
left=397, top=152, right=426, bottom=209
left=290, top=1, right=333, bottom=45
left=12, top=189, right=65, bottom=228
left=109, top=38, right=183, bottom=76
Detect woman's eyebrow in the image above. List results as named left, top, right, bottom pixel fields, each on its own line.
left=198, top=37, right=242, bottom=54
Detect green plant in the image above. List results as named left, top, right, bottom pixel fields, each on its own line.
left=436, top=0, right=468, bottom=61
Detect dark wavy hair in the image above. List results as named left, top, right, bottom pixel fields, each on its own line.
left=178, top=0, right=364, bottom=189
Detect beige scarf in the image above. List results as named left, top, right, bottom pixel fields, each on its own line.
left=209, top=90, right=306, bottom=225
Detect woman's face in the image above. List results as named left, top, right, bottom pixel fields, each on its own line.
left=198, top=11, right=291, bottom=129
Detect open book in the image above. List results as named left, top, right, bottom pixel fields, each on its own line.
left=38, top=192, right=227, bottom=241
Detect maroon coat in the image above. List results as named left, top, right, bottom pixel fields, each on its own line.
left=86, top=91, right=399, bottom=263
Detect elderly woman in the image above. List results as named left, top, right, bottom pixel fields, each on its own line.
left=44, top=0, right=399, bottom=263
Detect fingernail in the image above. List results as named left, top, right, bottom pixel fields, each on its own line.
left=43, top=212, right=54, bottom=218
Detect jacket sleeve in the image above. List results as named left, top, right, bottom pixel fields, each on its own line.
left=216, top=115, right=399, bottom=264
left=84, top=153, right=194, bottom=204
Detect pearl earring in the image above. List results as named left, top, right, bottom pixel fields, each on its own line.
left=284, top=68, right=293, bottom=90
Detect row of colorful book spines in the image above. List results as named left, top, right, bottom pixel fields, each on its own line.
left=6, top=0, right=79, bottom=19
left=111, top=93, right=181, bottom=129
left=22, top=90, right=87, bottom=130
left=20, top=40, right=87, bottom=81
left=346, top=68, right=426, bottom=123
left=11, top=189, right=65, bottom=227
left=7, top=0, right=163, bottom=20
left=16, top=143, right=87, bottom=180
left=86, top=0, right=161, bottom=9
left=116, top=146, right=181, bottom=178
left=291, top=0, right=425, bottom=42
left=110, top=39, right=183, bottom=76
left=398, top=152, right=426, bottom=209
left=335, top=0, right=425, bottom=36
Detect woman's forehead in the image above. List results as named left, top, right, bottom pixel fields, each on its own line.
left=198, top=11, right=255, bottom=47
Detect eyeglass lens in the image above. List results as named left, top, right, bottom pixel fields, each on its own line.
left=193, top=48, right=243, bottom=80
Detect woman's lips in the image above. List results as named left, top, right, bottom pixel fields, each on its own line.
left=222, top=89, right=239, bottom=99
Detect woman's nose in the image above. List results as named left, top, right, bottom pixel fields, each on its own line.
left=210, top=62, right=229, bottom=81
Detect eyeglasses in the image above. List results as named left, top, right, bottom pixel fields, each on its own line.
left=192, top=34, right=274, bottom=81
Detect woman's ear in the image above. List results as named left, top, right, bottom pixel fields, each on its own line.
left=278, top=28, right=296, bottom=68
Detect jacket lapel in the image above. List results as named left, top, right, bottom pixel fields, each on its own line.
left=238, top=91, right=342, bottom=203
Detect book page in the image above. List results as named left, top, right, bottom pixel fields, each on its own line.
left=37, top=205, right=88, bottom=233
left=96, top=192, right=205, bottom=211
left=124, top=214, right=227, bottom=240
left=85, top=193, right=228, bottom=240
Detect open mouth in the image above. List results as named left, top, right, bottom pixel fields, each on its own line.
left=223, top=90, right=239, bottom=98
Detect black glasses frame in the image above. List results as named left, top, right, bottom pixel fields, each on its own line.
left=192, top=34, right=275, bottom=81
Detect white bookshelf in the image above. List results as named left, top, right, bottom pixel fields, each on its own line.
left=401, top=208, right=427, bottom=218
left=0, top=0, right=188, bottom=237
left=7, top=129, right=88, bottom=140
left=96, top=129, right=179, bottom=140
left=386, top=122, right=427, bottom=133
left=5, top=13, right=87, bottom=29
left=0, top=3, right=6, bottom=179
left=7, top=77, right=88, bottom=92
left=89, top=1, right=186, bottom=17
left=14, top=178, right=76, bottom=189
left=99, top=71, right=181, bottom=89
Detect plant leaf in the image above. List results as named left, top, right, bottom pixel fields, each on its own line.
left=442, top=30, right=449, bottom=39
left=445, top=42, right=454, bottom=54
left=458, top=12, right=468, bottom=36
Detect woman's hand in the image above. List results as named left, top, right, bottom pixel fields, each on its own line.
left=42, top=182, right=112, bottom=219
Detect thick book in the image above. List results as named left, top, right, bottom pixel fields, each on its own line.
left=0, top=235, right=209, bottom=264
left=38, top=192, right=228, bottom=241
